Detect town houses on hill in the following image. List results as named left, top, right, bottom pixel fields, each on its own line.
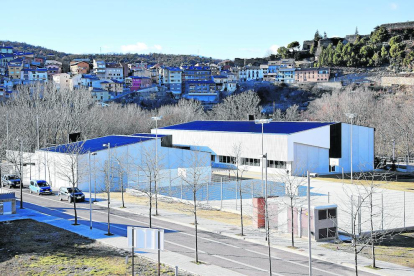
left=0, top=44, right=333, bottom=104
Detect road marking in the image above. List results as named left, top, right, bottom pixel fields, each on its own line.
left=212, top=254, right=285, bottom=276
left=15, top=190, right=355, bottom=276
left=178, top=232, right=241, bottom=249
left=245, top=249, right=337, bottom=276
left=165, top=240, right=206, bottom=253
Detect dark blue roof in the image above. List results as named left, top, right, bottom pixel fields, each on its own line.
left=213, top=75, right=226, bottom=78
left=182, top=66, right=210, bottom=71
left=132, top=133, right=167, bottom=138
left=165, top=67, right=181, bottom=72
left=186, top=80, right=215, bottom=84
left=161, top=121, right=335, bottom=134
left=41, top=135, right=154, bottom=154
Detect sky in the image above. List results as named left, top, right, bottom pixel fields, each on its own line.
left=0, top=0, right=411, bottom=59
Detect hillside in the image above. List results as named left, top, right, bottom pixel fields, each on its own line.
left=0, top=40, right=222, bottom=69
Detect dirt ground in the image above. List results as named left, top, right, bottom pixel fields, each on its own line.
left=318, top=172, right=414, bottom=193
left=97, top=192, right=252, bottom=227
left=322, top=231, right=414, bottom=269
left=0, top=219, right=192, bottom=276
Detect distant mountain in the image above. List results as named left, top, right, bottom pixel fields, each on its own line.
left=0, top=40, right=223, bottom=70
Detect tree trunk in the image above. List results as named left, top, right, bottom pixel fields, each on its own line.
left=240, top=184, right=244, bottom=236
left=73, top=187, right=79, bottom=225
left=354, top=236, right=358, bottom=276
left=194, top=190, right=199, bottom=263
left=370, top=193, right=376, bottom=268
left=121, top=174, right=125, bottom=208
left=149, top=183, right=152, bottom=228
left=155, top=179, right=158, bottom=215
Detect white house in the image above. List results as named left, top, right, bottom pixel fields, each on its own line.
left=33, top=134, right=211, bottom=192
left=152, top=121, right=375, bottom=176
left=52, top=73, right=70, bottom=90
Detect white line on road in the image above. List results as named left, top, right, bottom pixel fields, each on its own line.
left=212, top=254, right=285, bottom=276
left=245, top=249, right=338, bottom=276
left=16, top=190, right=354, bottom=276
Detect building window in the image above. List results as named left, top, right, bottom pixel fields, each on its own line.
left=219, top=155, right=234, bottom=164
left=318, top=209, right=327, bottom=220
left=318, top=227, right=337, bottom=239
left=319, top=208, right=336, bottom=220
left=318, top=228, right=327, bottom=239
left=241, top=158, right=260, bottom=166
left=211, top=155, right=215, bottom=162
left=267, top=160, right=286, bottom=169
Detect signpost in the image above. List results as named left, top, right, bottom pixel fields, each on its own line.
left=128, top=227, right=165, bottom=276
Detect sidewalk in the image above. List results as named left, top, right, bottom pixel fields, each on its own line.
left=0, top=208, right=243, bottom=276
left=94, top=193, right=414, bottom=276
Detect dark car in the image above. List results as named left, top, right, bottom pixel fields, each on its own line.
left=58, top=187, right=85, bottom=202
left=1, top=174, right=21, bottom=188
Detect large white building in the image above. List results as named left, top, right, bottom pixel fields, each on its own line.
left=33, top=134, right=211, bottom=192
left=152, top=121, right=375, bottom=176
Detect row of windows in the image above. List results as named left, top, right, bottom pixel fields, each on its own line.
left=219, top=155, right=235, bottom=164
left=217, top=156, right=287, bottom=169
left=241, top=158, right=260, bottom=166
left=267, top=160, right=286, bottom=169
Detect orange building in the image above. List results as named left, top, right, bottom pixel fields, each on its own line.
left=70, top=61, right=90, bottom=75
left=295, top=68, right=330, bottom=83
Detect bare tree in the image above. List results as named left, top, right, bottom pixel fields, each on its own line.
left=210, top=90, right=262, bottom=120
left=179, top=150, right=211, bottom=264
left=229, top=142, right=249, bottom=236
left=273, top=169, right=307, bottom=247
left=334, top=170, right=399, bottom=274
left=54, top=142, right=87, bottom=226
left=135, top=144, right=166, bottom=228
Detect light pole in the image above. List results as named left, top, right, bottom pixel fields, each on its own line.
left=345, top=113, right=356, bottom=184
left=18, top=138, right=23, bottom=209
left=93, top=153, right=97, bottom=202
left=103, top=143, right=113, bottom=236
left=392, top=139, right=395, bottom=161
left=255, top=119, right=272, bottom=197
left=151, top=116, right=162, bottom=216
left=88, top=151, right=97, bottom=230
left=255, top=118, right=272, bottom=276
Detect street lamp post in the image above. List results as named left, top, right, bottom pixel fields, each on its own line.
left=255, top=118, right=272, bottom=276
left=18, top=139, right=23, bottom=209
left=255, top=119, right=272, bottom=197
left=345, top=113, right=356, bottom=184
left=88, top=151, right=97, bottom=230
left=151, top=116, right=162, bottom=216
left=392, top=139, right=395, bottom=161
left=103, top=143, right=113, bottom=236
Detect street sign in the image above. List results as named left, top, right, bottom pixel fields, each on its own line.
left=128, top=227, right=164, bottom=250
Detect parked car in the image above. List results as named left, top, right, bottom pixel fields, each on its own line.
left=58, top=187, right=85, bottom=202
left=29, top=180, right=53, bottom=195
left=1, top=174, right=21, bottom=188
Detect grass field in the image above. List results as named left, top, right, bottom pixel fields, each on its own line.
left=321, top=232, right=414, bottom=269
left=0, top=219, right=191, bottom=276
left=97, top=192, right=252, bottom=227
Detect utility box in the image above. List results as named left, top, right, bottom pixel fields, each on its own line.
left=0, top=192, right=16, bottom=215
left=269, top=202, right=338, bottom=242
left=299, top=204, right=338, bottom=241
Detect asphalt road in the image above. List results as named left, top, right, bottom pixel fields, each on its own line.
left=6, top=187, right=374, bottom=276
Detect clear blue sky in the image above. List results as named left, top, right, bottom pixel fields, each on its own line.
left=0, top=0, right=411, bottom=59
